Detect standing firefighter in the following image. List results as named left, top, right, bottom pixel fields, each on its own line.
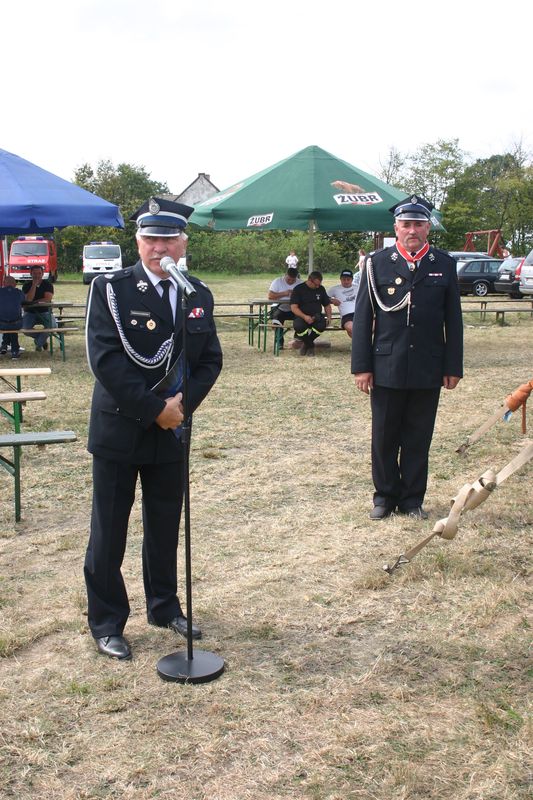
left=352, top=195, right=463, bottom=520
left=84, top=198, right=222, bottom=660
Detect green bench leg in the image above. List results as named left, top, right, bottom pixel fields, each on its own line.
left=0, top=401, right=23, bottom=432
left=0, top=449, right=21, bottom=522
left=273, top=327, right=285, bottom=356
left=48, top=331, right=67, bottom=361
left=14, top=445, right=21, bottom=521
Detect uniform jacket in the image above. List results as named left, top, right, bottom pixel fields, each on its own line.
left=351, top=245, right=463, bottom=389
left=86, top=261, right=222, bottom=463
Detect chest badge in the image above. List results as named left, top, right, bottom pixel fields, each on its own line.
left=388, top=287, right=396, bottom=295
left=137, top=280, right=149, bottom=293
left=130, top=319, right=138, bottom=326
left=395, top=277, right=403, bottom=285
left=147, top=319, right=156, bottom=331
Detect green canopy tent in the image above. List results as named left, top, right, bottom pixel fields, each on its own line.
left=190, top=145, right=444, bottom=269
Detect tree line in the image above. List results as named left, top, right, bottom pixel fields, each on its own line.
left=47, top=140, right=533, bottom=274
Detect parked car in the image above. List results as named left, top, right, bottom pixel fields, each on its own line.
left=519, top=248, right=533, bottom=295
left=449, top=250, right=489, bottom=261
left=494, top=256, right=525, bottom=298
left=456, top=258, right=504, bottom=297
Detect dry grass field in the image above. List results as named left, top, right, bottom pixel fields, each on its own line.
left=0, top=274, right=531, bottom=800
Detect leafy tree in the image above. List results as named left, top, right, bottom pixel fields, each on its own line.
left=442, top=151, right=533, bottom=252
left=55, top=160, right=169, bottom=271
left=378, top=147, right=405, bottom=187
left=400, top=139, right=467, bottom=208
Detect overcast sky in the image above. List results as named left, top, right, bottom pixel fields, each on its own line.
left=2, top=0, right=531, bottom=197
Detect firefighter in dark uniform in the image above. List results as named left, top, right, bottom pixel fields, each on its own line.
left=351, top=195, right=463, bottom=520
left=84, top=197, right=222, bottom=659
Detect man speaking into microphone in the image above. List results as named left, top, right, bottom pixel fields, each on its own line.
left=84, top=197, right=222, bottom=660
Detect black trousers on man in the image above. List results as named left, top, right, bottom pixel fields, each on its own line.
left=84, top=456, right=184, bottom=639
left=370, top=385, right=441, bottom=512
left=293, top=313, right=327, bottom=343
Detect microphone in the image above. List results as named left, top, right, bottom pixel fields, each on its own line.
left=160, top=256, right=197, bottom=300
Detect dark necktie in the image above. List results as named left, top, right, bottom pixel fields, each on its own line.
left=159, top=279, right=173, bottom=320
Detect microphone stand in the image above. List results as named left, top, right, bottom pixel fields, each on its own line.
left=156, top=284, right=224, bottom=684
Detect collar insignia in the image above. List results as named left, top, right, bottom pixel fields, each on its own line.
left=137, top=280, right=149, bottom=293
left=429, top=252, right=435, bottom=262
left=391, top=252, right=398, bottom=261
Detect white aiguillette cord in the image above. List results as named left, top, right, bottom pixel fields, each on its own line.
left=366, top=256, right=411, bottom=324
left=383, top=441, right=533, bottom=575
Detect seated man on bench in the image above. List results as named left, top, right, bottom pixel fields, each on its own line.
left=268, top=265, right=302, bottom=349
left=0, top=276, right=24, bottom=359
left=22, top=265, right=57, bottom=352
left=290, top=270, right=333, bottom=357
left=327, top=269, right=357, bottom=338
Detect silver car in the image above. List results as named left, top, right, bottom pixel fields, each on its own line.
left=519, top=248, right=533, bottom=295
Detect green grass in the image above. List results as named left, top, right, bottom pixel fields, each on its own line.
left=0, top=275, right=531, bottom=800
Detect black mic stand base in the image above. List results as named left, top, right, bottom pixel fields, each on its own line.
left=156, top=649, right=225, bottom=684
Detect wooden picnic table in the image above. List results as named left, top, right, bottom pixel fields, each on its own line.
left=0, top=366, right=51, bottom=392
left=0, top=327, right=79, bottom=361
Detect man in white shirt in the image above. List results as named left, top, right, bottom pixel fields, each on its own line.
left=267, top=266, right=302, bottom=348
left=327, top=269, right=356, bottom=337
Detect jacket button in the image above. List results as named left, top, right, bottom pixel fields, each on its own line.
left=409, top=344, right=414, bottom=349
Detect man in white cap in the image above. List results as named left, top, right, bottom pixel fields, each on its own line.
left=84, top=197, right=222, bottom=660
left=352, top=195, right=462, bottom=521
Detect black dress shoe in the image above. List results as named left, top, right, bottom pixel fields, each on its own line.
left=369, top=505, right=394, bottom=520
left=400, top=506, right=429, bottom=520
left=148, top=612, right=202, bottom=639
left=167, top=614, right=202, bottom=640
left=96, top=635, right=132, bottom=660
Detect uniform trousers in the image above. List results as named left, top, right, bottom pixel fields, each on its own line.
left=370, top=385, right=441, bottom=511
left=84, top=455, right=184, bottom=638
left=293, top=313, right=327, bottom=342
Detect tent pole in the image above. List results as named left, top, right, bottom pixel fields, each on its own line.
left=308, top=220, right=315, bottom=273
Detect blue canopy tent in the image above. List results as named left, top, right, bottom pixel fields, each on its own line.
left=0, top=148, right=124, bottom=234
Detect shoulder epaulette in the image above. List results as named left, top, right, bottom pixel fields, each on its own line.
left=97, top=266, right=133, bottom=283
left=432, top=247, right=455, bottom=261
left=189, top=274, right=211, bottom=291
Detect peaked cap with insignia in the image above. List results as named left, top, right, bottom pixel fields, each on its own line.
left=389, top=194, right=434, bottom=221
left=131, top=196, right=194, bottom=237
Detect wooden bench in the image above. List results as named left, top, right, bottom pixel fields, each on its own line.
left=0, top=327, right=79, bottom=361
left=462, top=307, right=529, bottom=325
left=0, top=391, right=47, bottom=432
left=260, top=321, right=345, bottom=355
left=0, top=430, right=77, bottom=521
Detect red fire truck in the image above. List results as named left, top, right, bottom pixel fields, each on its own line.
left=8, top=236, right=58, bottom=282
